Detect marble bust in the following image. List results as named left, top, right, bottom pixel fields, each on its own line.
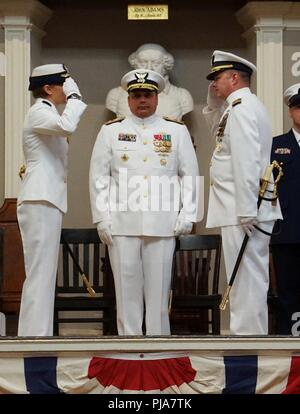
left=105, top=43, right=194, bottom=120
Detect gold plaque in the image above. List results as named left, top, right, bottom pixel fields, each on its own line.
left=128, top=4, right=168, bottom=20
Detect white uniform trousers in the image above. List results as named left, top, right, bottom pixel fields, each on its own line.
left=17, top=201, right=62, bottom=336
left=221, top=221, right=274, bottom=335
left=108, top=236, right=176, bottom=335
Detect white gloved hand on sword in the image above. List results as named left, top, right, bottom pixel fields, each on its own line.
left=240, top=216, right=258, bottom=237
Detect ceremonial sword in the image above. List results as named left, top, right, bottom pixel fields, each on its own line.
left=219, top=160, right=283, bottom=311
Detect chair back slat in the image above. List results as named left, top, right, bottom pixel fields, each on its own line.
left=93, top=244, right=100, bottom=287
left=72, top=244, right=80, bottom=288
left=62, top=244, right=70, bottom=288
left=83, top=243, right=89, bottom=276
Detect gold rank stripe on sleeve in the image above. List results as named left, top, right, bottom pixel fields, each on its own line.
left=105, top=117, right=125, bottom=126
left=163, top=116, right=185, bottom=125
left=232, top=98, right=242, bottom=107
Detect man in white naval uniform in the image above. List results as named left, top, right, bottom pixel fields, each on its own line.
left=17, top=64, right=87, bottom=336
left=90, top=69, right=199, bottom=335
left=202, top=51, right=282, bottom=335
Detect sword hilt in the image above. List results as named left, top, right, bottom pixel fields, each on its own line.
left=271, top=160, right=283, bottom=205
left=82, top=273, right=96, bottom=297
left=219, top=285, right=231, bottom=311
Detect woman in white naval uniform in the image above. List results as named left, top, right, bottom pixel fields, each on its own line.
left=17, top=64, right=87, bottom=336
left=202, top=51, right=282, bottom=335
left=90, top=69, right=199, bottom=335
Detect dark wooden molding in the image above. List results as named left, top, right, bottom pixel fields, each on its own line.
left=0, top=198, right=20, bottom=222
left=0, top=199, right=25, bottom=318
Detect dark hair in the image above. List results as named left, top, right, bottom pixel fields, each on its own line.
left=32, top=86, right=48, bottom=99
left=238, top=70, right=251, bottom=84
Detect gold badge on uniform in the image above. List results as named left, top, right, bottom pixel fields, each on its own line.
left=121, top=153, right=129, bottom=162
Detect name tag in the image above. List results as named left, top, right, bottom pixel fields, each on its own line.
left=274, top=148, right=291, bottom=154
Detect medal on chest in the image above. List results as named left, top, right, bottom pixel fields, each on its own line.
left=153, top=133, right=172, bottom=166
left=215, top=112, right=229, bottom=152
left=153, top=133, right=172, bottom=153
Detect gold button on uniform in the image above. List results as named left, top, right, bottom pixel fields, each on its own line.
left=144, top=175, right=148, bottom=180
left=143, top=141, right=148, bottom=145
left=160, top=158, right=167, bottom=166
left=143, top=157, right=148, bottom=162
left=121, top=154, right=129, bottom=162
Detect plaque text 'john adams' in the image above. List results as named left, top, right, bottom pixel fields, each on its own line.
left=128, top=4, right=168, bottom=20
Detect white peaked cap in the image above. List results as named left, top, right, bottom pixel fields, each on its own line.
left=207, top=50, right=256, bottom=80
left=283, top=83, right=300, bottom=107
left=29, top=64, right=69, bottom=90
left=121, top=69, right=165, bottom=94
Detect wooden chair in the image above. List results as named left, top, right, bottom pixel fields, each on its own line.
left=170, top=234, right=222, bottom=335
left=54, top=228, right=117, bottom=336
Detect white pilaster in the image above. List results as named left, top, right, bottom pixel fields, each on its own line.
left=255, top=20, right=284, bottom=136
left=2, top=16, right=31, bottom=198
left=0, top=0, right=52, bottom=198
left=237, top=4, right=287, bottom=136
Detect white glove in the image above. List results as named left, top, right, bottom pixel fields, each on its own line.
left=63, top=77, right=82, bottom=98
left=97, top=220, right=113, bottom=246
left=207, top=82, right=224, bottom=109
left=240, top=217, right=258, bottom=237
left=174, top=219, right=193, bottom=236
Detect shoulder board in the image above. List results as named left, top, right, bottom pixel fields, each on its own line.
left=105, top=117, right=125, bottom=126
left=42, top=100, right=51, bottom=107
left=163, top=116, right=185, bottom=125
left=232, top=98, right=242, bottom=107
